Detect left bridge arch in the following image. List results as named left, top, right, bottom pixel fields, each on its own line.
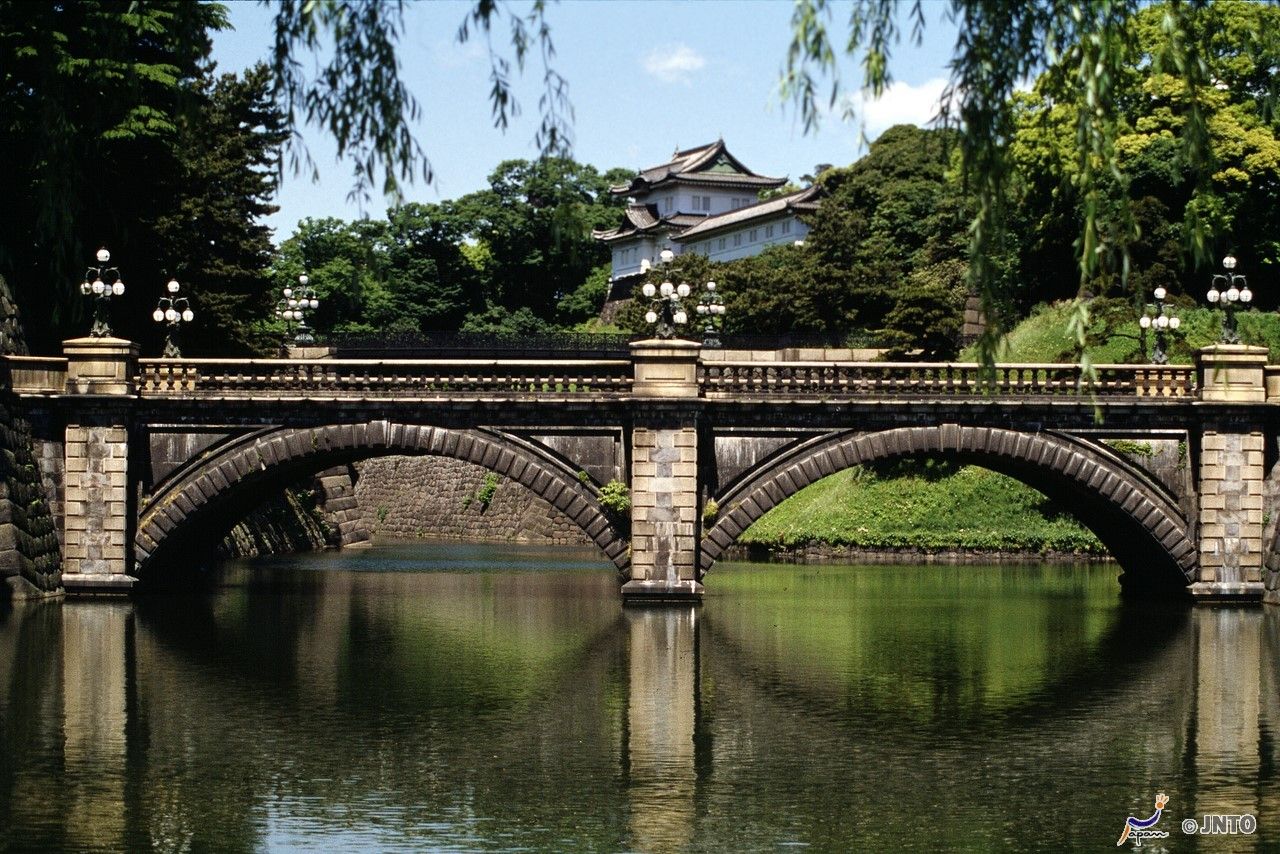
left=135, top=421, right=630, bottom=584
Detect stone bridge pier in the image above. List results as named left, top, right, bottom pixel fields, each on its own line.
left=60, top=337, right=138, bottom=593
left=622, top=341, right=704, bottom=602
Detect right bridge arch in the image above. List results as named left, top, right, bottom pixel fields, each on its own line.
left=701, top=426, right=1197, bottom=594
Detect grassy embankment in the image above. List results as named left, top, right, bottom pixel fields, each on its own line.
left=739, top=298, right=1280, bottom=559
left=736, top=461, right=1105, bottom=556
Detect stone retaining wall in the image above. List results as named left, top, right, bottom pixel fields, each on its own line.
left=0, top=399, right=61, bottom=598
left=724, top=543, right=1112, bottom=566
left=219, top=487, right=331, bottom=558
left=351, top=456, right=590, bottom=546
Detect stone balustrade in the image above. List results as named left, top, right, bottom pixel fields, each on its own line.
left=127, top=357, right=1209, bottom=402
left=136, top=357, right=634, bottom=398
left=700, top=361, right=1196, bottom=399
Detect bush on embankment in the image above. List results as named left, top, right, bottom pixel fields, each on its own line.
left=737, top=460, right=1105, bottom=556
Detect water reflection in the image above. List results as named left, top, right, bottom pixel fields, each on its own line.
left=0, top=549, right=1276, bottom=852
left=625, top=606, right=699, bottom=853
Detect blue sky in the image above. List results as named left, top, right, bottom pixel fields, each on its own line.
left=213, top=0, right=959, bottom=240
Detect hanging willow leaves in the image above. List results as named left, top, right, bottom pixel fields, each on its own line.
left=270, top=0, right=573, bottom=208
left=271, top=0, right=426, bottom=204
left=781, top=0, right=1221, bottom=371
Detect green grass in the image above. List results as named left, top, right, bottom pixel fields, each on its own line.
left=960, top=298, right=1280, bottom=363
left=738, top=462, right=1105, bottom=554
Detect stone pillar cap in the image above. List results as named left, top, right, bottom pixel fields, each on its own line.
left=63, top=336, right=139, bottom=354
left=1195, top=343, right=1269, bottom=359
left=630, top=338, right=701, bottom=352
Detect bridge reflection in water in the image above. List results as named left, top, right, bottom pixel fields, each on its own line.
left=0, top=550, right=1277, bottom=851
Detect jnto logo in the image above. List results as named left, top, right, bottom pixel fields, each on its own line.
left=1117, top=792, right=1170, bottom=847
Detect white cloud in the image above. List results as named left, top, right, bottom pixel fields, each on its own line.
left=851, top=77, right=949, bottom=139
left=432, top=37, right=486, bottom=70
left=643, top=44, right=707, bottom=84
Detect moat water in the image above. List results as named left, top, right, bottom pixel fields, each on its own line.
left=1, top=541, right=1277, bottom=852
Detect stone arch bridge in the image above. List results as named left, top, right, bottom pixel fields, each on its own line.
left=3, top=337, right=1278, bottom=604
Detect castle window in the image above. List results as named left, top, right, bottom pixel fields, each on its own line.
left=718, top=238, right=726, bottom=251
left=781, top=219, right=792, bottom=234
left=765, top=224, right=775, bottom=238
left=733, top=234, right=742, bottom=247
left=749, top=229, right=758, bottom=242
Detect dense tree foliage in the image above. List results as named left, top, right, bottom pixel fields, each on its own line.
left=154, top=64, right=287, bottom=354
left=450, top=158, right=631, bottom=327
left=0, top=0, right=575, bottom=352
left=0, top=1, right=227, bottom=350
left=1008, top=2, right=1280, bottom=311
left=269, top=157, right=627, bottom=339
left=783, top=0, right=1274, bottom=362
left=271, top=205, right=481, bottom=339
left=0, top=4, right=297, bottom=355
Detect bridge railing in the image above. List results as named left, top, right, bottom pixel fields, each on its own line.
left=1, top=356, right=68, bottom=395
left=136, top=358, right=634, bottom=398
left=699, top=361, right=1196, bottom=398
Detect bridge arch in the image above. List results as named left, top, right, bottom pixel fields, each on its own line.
left=701, top=426, right=1197, bottom=593
left=135, top=421, right=630, bottom=583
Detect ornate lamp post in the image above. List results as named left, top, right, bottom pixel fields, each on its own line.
left=1206, top=255, right=1252, bottom=344
left=79, top=248, right=125, bottom=337
left=1137, top=286, right=1180, bottom=364
left=152, top=278, right=194, bottom=357
left=694, top=280, right=726, bottom=347
left=641, top=249, right=689, bottom=339
left=276, top=274, right=319, bottom=346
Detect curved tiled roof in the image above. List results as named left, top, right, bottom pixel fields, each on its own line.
left=673, top=185, right=821, bottom=241
left=591, top=205, right=706, bottom=241
left=609, top=140, right=784, bottom=196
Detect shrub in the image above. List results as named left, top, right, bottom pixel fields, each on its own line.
left=702, top=497, right=719, bottom=525
left=475, top=473, right=501, bottom=508
left=598, top=479, right=631, bottom=516
left=1104, top=439, right=1155, bottom=457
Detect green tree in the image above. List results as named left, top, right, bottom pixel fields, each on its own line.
left=152, top=64, right=288, bottom=355
left=802, top=124, right=969, bottom=353
left=1009, top=2, right=1280, bottom=313
left=384, top=203, right=483, bottom=331
left=783, top=0, right=1250, bottom=361
left=0, top=0, right=225, bottom=351
left=451, top=158, right=628, bottom=325
left=0, top=1, right=578, bottom=352
left=557, top=263, right=613, bottom=327
left=271, top=217, right=391, bottom=338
